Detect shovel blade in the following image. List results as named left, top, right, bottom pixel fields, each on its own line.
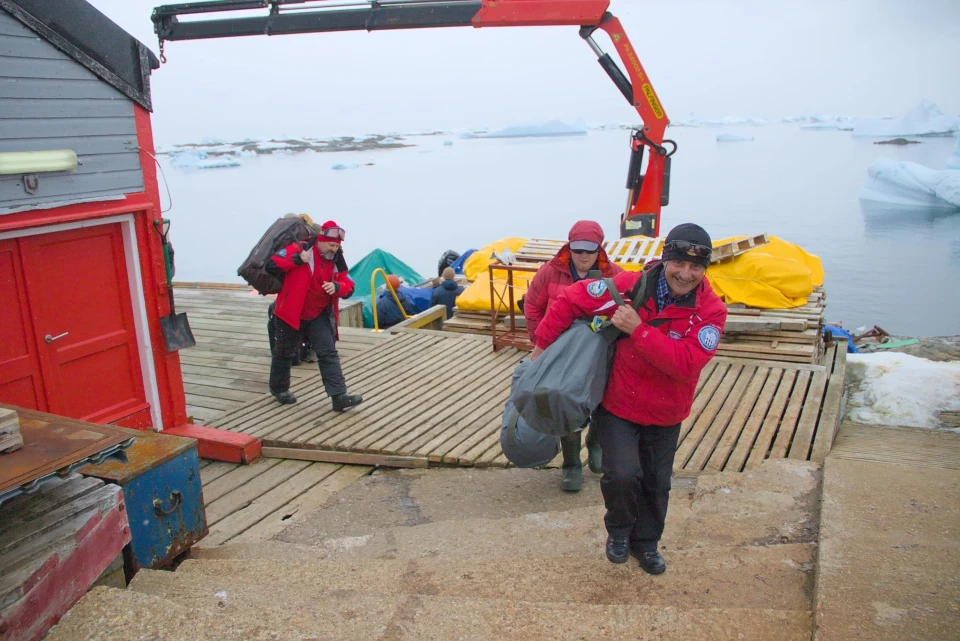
left=160, top=313, right=196, bottom=352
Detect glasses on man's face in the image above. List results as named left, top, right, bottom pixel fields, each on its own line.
left=570, top=248, right=599, bottom=255
left=665, top=240, right=712, bottom=259
left=321, top=226, right=346, bottom=240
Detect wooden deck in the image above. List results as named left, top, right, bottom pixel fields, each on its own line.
left=174, top=287, right=388, bottom=424
left=209, top=326, right=848, bottom=473
left=196, top=457, right=371, bottom=547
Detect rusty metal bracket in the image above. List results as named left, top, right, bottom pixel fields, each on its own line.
left=153, top=490, right=183, bottom=516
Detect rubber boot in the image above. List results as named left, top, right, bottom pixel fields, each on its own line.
left=560, top=431, right=583, bottom=492
left=585, top=422, right=602, bottom=474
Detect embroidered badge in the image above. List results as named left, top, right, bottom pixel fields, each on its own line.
left=278, top=248, right=288, bottom=257
left=587, top=280, right=607, bottom=298
left=668, top=330, right=682, bottom=340
left=698, top=325, right=721, bottom=351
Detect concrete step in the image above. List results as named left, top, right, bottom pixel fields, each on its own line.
left=43, top=586, right=274, bottom=641
left=273, top=460, right=820, bottom=550
left=128, top=570, right=811, bottom=641
left=195, top=460, right=821, bottom=565
left=139, top=542, right=815, bottom=612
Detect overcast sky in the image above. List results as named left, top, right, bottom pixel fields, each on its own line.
left=88, top=0, right=960, bottom=144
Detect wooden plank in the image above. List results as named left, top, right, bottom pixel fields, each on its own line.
left=202, top=462, right=342, bottom=547
left=225, top=465, right=372, bottom=545
left=768, top=370, right=812, bottom=460
left=723, top=369, right=783, bottom=473
left=417, top=378, right=515, bottom=461
left=677, top=364, right=740, bottom=464
left=679, top=362, right=729, bottom=442
left=204, top=460, right=311, bottom=526
left=199, top=461, right=239, bottom=486
left=711, top=356, right=825, bottom=373
left=201, top=458, right=285, bottom=504
left=787, top=369, right=829, bottom=460
left=181, top=373, right=266, bottom=394
left=811, top=344, right=847, bottom=462
left=443, top=414, right=502, bottom=465
left=704, top=366, right=770, bottom=473
left=685, top=365, right=757, bottom=472
left=184, top=394, right=242, bottom=412
left=261, top=447, right=428, bottom=468
left=744, top=370, right=798, bottom=471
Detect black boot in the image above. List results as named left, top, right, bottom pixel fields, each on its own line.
left=272, top=390, right=297, bottom=405
left=332, top=393, right=362, bottom=412
left=585, top=422, right=602, bottom=474
left=560, top=432, right=583, bottom=492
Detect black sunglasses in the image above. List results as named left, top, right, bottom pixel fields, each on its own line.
left=665, top=240, right=712, bottom=259
left=570, top=248, right=599, bottom=255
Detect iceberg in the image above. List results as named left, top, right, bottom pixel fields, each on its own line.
left=859, top=157, right=960, bottom=211
left=465, top=119, right=588, bottom=139
left=716, top=133, right=754, bottom=142
left=169, top=151, right=240, bottom=172
left=853, top=100, right=960, bottom=138
left=946, top=136, right=960, bottom=170
left=331, top=162, right=359, bottom=171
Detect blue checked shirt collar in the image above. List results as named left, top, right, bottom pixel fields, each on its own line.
left=656, top=268, right=677, bottom=312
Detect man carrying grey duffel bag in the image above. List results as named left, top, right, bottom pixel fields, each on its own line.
left=500, top=360, right=559, bottom=469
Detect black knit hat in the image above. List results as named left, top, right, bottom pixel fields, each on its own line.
left=662, top=223, right=713, bottom=268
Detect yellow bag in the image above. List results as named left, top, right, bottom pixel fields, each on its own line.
left=462, top=237, right=529, bottom=282
left=706, top=236, right=824, bottom=309
left=455, top=268, right=535, bottom=313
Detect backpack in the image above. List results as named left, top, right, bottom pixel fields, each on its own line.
left=238, top=215, right=316, bottom=295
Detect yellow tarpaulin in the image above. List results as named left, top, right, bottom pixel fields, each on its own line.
left=706, top=236, right=824, bottom=309
left=456, top=268, right=535, bottom=313
left=462, top=237, right=529, bottom=282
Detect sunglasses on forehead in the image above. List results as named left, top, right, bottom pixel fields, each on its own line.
left=570, top=248, right=599, bottom=255
left=665, top=240, right=712, bottom=259
left=319, top=226, right=346, bottom=240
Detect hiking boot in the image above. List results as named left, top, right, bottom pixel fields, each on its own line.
left=272, top=390, right=297, bottom=405
left=605, top=536, right=629, bottom=564
left=561, top=465, right=583, bottom=492
left=632, top=548, right=666, bottom=575
left=332, top=393, right=362, bottom=412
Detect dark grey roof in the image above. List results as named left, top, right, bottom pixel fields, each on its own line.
left=1, top=0, right=159, bottom=111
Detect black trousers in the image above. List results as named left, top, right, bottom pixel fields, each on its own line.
left=269, top=310, right=347, bottom=398
left=595, top=405, right=681, bottom=552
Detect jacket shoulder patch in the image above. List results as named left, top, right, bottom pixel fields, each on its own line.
left=278, top=248, right=288, bottom=257
left=698, top=325, right=721, bottom=351
left=586, top=280, right=607, bottom=298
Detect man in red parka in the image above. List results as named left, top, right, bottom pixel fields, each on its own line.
left=267, top=220, right=362, bottom=412
left=532, top=223, right=726, bottom=574
left=524, top=220, right=622, bottom=492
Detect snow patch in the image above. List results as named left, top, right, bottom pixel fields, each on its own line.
left=845, top=353, right=960, bottom=430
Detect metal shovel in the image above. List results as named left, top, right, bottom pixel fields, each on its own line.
left=155, top=219, right=196, bottom=352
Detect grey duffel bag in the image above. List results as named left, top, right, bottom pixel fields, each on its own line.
left=500, top=359, right=560, bottom=468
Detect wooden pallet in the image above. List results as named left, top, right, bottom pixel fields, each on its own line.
left=515, top=233, right=769, bottom=266
left=210, top=329, right=846, bottom=473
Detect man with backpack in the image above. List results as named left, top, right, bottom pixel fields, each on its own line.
left=531, top=223, right=726, bottom=575
left=266, top=220, right=362, bottom=412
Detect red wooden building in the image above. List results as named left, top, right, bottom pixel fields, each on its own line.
left=0, top=0, right=188, bottom=431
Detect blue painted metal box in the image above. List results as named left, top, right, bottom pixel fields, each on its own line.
left=79, top=430, right=207, bottom=574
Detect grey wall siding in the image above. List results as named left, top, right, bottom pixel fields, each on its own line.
left=0, top=9, right=144, bottom=214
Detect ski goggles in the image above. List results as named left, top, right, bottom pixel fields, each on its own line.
left=664, top=240, right=712, bottom=259
left=319, top=226, right=346, bottom=241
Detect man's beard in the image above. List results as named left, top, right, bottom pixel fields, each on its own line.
left=322, top=250, right=336, bottom=260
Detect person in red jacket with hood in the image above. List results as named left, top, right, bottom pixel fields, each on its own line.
left=531, top=223, right=726, bottom=575
left=267, top=220, right=362, bottom=412
left=524, top=220, right=622, bottom=492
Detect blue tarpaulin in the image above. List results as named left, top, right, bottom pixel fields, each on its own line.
left=824, top=325, right=858, bottom=353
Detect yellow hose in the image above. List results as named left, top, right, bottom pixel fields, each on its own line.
left=370, top=268, right=410, bottom=333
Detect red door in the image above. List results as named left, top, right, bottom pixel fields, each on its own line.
left=11, top=224, right=149, bottom=424
left=0, top=239, right=48, bottom=410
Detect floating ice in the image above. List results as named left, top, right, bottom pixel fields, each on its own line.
left=331, top=162, right=359, bottom=171
left=255, top=141, right=295, bottom=150
left=859, top=157, right=960, bottom=210
left=443, top=140, right=454, bottom=146
left=846, top=352, right=960, bottom=430
left=799, top=122, right=856, bottom=131
left=381, top=137, right=397, bottom=144
left=716, top=133, right=754, bottom=142
left=464, top=119, right=588, bottom=139
left=853, top=100, right=960, bottom=138
left=169, top=151, right=240, bottom=172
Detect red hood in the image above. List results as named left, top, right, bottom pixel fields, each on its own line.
left=568, top=220, right=604, bottom=245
